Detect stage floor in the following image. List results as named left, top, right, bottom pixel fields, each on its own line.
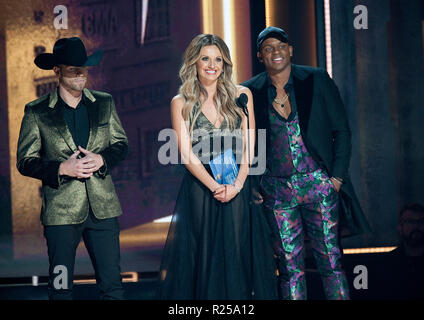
left=1, top=220, right=423, bottom=300
left=0, top=220, right=169, bottom=278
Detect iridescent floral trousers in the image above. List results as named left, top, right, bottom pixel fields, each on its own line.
left=262, top=169, right=350, bottom=300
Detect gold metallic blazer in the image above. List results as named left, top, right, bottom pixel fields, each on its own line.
left=17, top=88, right=128, bottom=226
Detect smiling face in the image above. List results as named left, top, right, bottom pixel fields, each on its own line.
left=196, top=45, right=223, bottom=85
left=257, top=37, right=292, bottom=74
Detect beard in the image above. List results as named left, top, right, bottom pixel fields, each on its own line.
left=403, top=230, right=424, bottom=247
left=61, top=76, right=87, bottom=92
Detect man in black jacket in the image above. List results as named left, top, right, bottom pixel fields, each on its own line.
left=242, top=27, right=370, bottom=300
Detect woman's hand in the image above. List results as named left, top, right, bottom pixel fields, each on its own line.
left=213, top=185, right=239, bottom=203
left=212, top=185, right=226, bottom=202
left=252, top=189, right=264, bottom=204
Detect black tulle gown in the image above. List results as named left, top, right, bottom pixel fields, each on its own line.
left=157, top=108, right=279, bottom=299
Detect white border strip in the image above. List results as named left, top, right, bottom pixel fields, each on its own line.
left=324, top=0, right=333, bottom=78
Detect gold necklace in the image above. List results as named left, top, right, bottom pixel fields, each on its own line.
left=273, top=93, right=289, bottom=108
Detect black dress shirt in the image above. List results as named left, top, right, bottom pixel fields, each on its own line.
left=58, top=90, right=90, bottom=149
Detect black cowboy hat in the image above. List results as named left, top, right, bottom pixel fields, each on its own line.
left=34, top=37, right=103, bottom=70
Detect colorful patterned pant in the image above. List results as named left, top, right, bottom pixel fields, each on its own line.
left=261, top=169, right=350, bottom=300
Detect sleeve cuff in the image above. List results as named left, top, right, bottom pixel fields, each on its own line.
left=96, top=155, right=108, bottom=178
left=43, top=161, right=62, bottom=189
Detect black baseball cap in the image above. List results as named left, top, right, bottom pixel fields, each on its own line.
left=257, top=26, right=289, bottom=51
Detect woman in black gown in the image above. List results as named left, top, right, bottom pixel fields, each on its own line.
left=157, top=34, right=279, bottom=299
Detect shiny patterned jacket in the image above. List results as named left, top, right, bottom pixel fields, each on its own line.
left=17, top=88, right=128, bottom=226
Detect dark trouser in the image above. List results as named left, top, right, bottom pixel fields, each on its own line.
left=43, top=209, right=124, bottom=300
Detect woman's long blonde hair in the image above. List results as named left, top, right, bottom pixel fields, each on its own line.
left=179, top=34, right=243, bottom=134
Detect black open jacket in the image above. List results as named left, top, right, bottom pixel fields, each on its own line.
left=242, top=64, right=371, bottom=237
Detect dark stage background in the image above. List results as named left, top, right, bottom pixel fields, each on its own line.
left=0, top=0, right=423, bottom=295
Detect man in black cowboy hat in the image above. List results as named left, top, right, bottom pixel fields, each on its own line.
left=17, top=37, right=128, bottom=299
left=242, top=27, right=370, bottom=300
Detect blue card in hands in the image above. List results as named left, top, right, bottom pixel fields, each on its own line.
left=209, top=149, right=239, bottom=185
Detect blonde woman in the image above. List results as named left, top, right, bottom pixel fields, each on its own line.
left=157, top=34, right=278, bottom=299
